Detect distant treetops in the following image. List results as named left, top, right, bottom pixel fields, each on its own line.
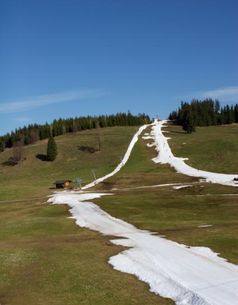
left=0, top=112, right=151, bottom=153
left=168, top=99, right=238, bottom=134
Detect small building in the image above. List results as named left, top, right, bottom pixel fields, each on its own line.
left=54, top=180, right=73, bottom=189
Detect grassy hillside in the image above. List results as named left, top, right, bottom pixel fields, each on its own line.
left=1, top=123, right=238, bottom=305
left=95, top=126, right=238, bottom=266
left=0, top=199, right=173, bottom=305
left=95, top=126, right=197, bottom=192
left=97, top=186, right=238, bottom=265
left=164, top=123, right=238, bottom=174
left=0, top=126, right=137, bottom=201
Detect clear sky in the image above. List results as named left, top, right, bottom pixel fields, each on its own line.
left=0, top=0, right=237, bottom=135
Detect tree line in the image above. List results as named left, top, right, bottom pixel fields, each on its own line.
left=168, top=99, right=238, bottom=133
left=0, top=112, right=151, bottom=152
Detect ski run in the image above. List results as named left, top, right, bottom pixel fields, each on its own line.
left=145, top=120, right=238, bottom=187
left=49, top=120, right=238, bottom=305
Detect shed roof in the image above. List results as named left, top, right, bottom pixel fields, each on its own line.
left=54, top=180, right=72, bottom=184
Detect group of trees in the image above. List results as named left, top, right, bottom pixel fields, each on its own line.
left=0, top=112, right=151, bottom=153
left=168, top=99, right=238, bottom=133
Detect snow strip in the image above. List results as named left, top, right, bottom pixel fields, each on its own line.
left=173, top=185, right=193, bottom=190
left=82, top=123, right=150, bottom=190
left=48, top=192, right=238, bottom=305
left=147, top=120, right=238, bottom=187
left=198, top=225, right=213, bottom=228
left=112, top=182, right=198, bottom=192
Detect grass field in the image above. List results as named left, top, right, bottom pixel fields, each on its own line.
left=96, top=187, right=238, bottom=265
left=0, top=199, right=174, bottom=305
left=165, top=123, right=238, bottom=174
left=0, top=126, right=137, bottom=201
left=95, top=127, right=198, bottom=191
left=95, top=126, right=238, bottom=266
left=1, top=123, right=238, bottom=305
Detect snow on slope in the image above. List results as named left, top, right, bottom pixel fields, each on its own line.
left=82, top=123, right=150, bottom=190
left=145, top=120, right=238, bottom=187
left=48, top=192, right=238, bottom=305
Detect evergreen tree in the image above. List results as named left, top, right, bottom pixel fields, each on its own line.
left=47, top=136, right=57, bottom=161
left=182, top=111, right=196, bottom=134
left=168, top=110, right=178, bottom=120
left=235, top=105, right=238, bottom=123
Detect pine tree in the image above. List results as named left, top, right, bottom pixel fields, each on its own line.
left=235, top=104, right=238, bottom=123
left=47, top=136, right=57, bottom=161
left=183, top=111, right=196, bottom=134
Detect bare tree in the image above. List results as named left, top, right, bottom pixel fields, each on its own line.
left=29, top=130, right=39, bottom=144
left=50, top=124, right=53, bottom=137
left=12, top=139, right=24, bottom=163
left=72, top=120, right=78, bottom=133
left=96, top=121, right=102, bottom=151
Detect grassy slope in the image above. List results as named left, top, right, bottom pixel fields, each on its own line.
left=0, top=126, right=137, bottom=201
left=0, top=199, right=173, bottom=305
left=95, top=127, right=238, bottom=266
left=95, top=126, right=197, bottom=191
left=97, top=187, right=238, bottom=264
left=1, top=123, right=238, bottom=305
left=164, top=123, right=238, bottom=174
left=0, top=126, right=173, bottom=305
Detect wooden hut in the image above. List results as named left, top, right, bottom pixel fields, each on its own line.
left=54, top=180, right=73, bottom=189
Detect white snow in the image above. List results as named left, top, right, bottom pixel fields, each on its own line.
left=147, top=120, right=238, bottom=187
left=198, top=225, right=213, bottom=228
left=173, top=185, right=193, bottom=190
left=81, top=124, right=150, bottom=190
left=48, top=192, right=238, bottom=305
left=113, top=182, right=197, bottom=192
left=46, top=120, right=238, bottom=304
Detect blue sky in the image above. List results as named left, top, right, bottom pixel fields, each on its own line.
left=0, top=0, right=237, bottom=135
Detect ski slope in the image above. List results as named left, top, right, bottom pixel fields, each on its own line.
left=145, top=120, right=238, bottom=187
left=82, top=123, right=150, bottom=190
left=48, top=120, right=238, bottom=305
left=49, top=192, right=238, bottom=305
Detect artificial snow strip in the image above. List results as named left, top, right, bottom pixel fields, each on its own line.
left=48, top=121, right=238, bottom=304
left=48, top=192, right=238, bottom=305
left=82, top=123, right=151, bottom=190
left=146, top=120, right=238, bottom=187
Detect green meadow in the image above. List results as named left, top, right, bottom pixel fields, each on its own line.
left=0, top=126, right=137, bottom=201
left=165, top=123, right=238, bottom=174
left=0, top=123, right=238, bottom=305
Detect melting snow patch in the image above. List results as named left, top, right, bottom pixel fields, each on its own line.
left=142, top=135, right=153, bottom=140
left=198, top=225, right=213, bottom=228
left=173, top=185, right=193, bottom=190
left=49, top=192, right=238, bottom=305
left=146, top=120, right=238, bottom=187
left=147, top=142, right=156, bottom=147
